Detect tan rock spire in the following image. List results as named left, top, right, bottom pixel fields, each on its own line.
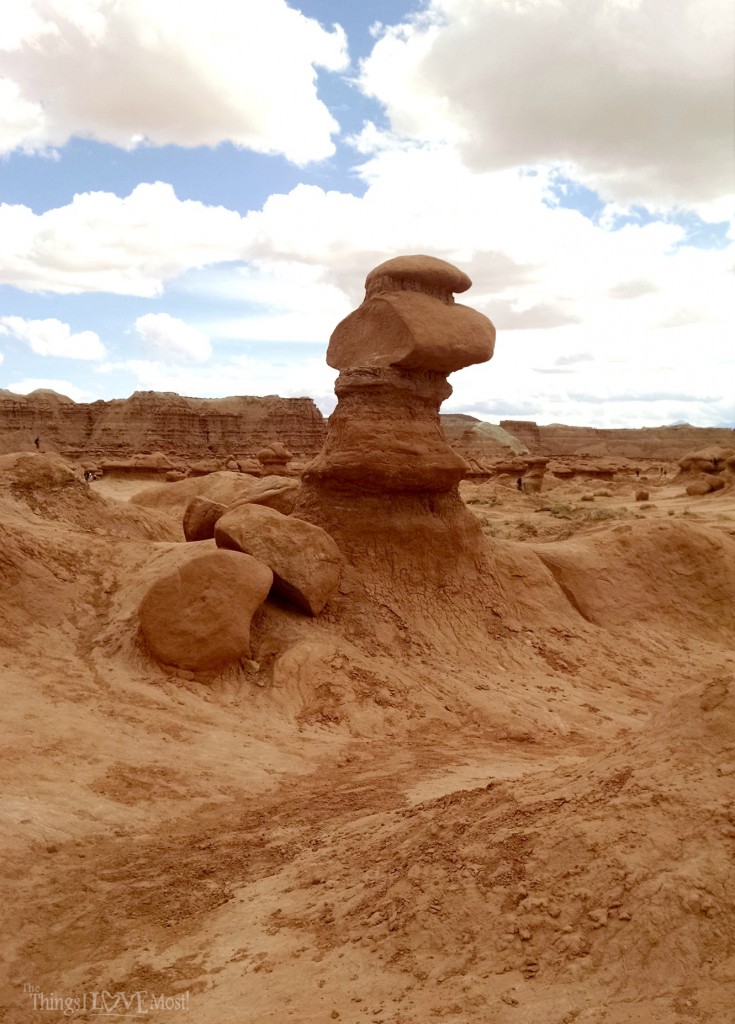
left=294, top=255, right=497, bottom=588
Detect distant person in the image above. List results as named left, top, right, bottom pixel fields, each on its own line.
left=34, top=436, right=40, bottom=449
left=516, top=477, right=523, bottom=492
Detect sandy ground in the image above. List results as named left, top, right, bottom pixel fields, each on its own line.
left=1, top=461, right=734, bottom=1024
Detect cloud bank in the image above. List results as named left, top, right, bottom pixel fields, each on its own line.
left=0, top=0, right=348, bottom=163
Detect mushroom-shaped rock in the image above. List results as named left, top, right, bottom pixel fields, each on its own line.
left=328, top=255, right=495, bottom=374
left=679, top=446, right=734, bottom=475
left=228, top=475, right=300, bottom=515
left=139, top=550, right=273, bottom=672
left=256, top=442, right=293, bottom=474
left=522, top=456, right=549, bottom=494
left=215, top=503, right=341, bottom=615
left=183, top=495, right=227, bottom=541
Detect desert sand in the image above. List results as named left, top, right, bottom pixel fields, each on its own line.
left=1, top=257, right=734, bottom=1024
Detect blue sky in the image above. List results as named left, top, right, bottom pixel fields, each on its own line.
left=0, top=0, right=732, bottom=428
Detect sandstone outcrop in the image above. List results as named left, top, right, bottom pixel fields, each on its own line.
left=182, top=496, right=227, bottom=542
left=235, top=476, right=300, bottom=515
left=294, top=255, right=496, bottom=590
left=500, top=419, right=735, bottom=460
left=678, top=445, right=734, bottom=475
left=0, top=389, right=325, bottom=461
left=686, top=475, right=726, bottom=496
left=522, top=456, right=548, bottom=494
left=130, top=471, right=257, bottom=519
left=139, top=550, right=273, bottom=672
left=440, top=415, right=527, bottom=473
left=256, top=441, right=293, bottom=475
left=215, top=503, right=341, bottom=616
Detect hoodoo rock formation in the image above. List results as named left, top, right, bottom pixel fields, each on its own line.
left=294, top=255, right=496, bottom=590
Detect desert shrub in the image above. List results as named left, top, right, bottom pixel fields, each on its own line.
left=547, top=503, right=576, bottom=520
left=587, top=507, right=623, bottom=522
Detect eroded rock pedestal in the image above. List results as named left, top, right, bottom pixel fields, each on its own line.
left=295, top=256, right=496, bottom=587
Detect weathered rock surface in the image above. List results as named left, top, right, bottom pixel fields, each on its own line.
left=501, top=419, right=735, bottom=460
left=215, top=503, right=341, bottom=615
left=182, top=496, right=227, bottom=542
left=441, top=415, right=528, bottom=470
left=686, top=475, right=726, bottom=496
left=139, top=549, right=272, bottom=671
left=328, top=256, right=495, bottom=374
left=295, top=255, right=496, bottom=590
left=130, top=471, right=257, bottom=519
left=522, top=457, right=548, bottom=494
left=0, top=389, right=325, bottom=460
left=257, top=441, right=293, bottom=475
left=232, top=475, right=301, bottom=515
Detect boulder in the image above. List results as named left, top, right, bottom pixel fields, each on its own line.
left=237, top=475, right=301, bottom=515
left=635, top=490, right=649, bottom=502
left=678, top=445, right=734, bottom=474
left=686, top=475, right=725, bottom=496
left=327, top=255, right=495, bottom=375
left=215, top=503, right=341, bottom=615
left=183, top=496, right=227, bottom=541
left=139, top=549, right=272, bottom=672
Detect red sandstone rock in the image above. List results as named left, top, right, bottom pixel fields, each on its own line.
left=294, top=256, right=495, bottom=588
left=229, top=475, right=300, bottom=515
left=256, top=441, right=293, bottom=475
left=182, top=496, right=227, bottom=541
left=499, top=419, right=735, bottom=460
left=215, top=503, right=341, bottom=615
left=0, top=389, right=326, bottom=461
left=138, top=550, right=273, bottom=671
left=678, top=446, right=734, bottom=474
left=522, top=457, right=549, bottom=494
left=686, top=475, right=725, bottom=496
left=328, top=256, right=495, bottom=375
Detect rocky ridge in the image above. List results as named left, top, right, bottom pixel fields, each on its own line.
left=0, top=389, right=325, bottom=460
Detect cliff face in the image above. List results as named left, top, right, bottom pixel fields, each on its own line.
left=499, top=420, right=735, bottom=460
left=0, top=390, right=326, bottom=460
left=441, top=414, right=528, bottom=462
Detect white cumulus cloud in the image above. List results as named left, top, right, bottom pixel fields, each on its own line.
left=358, top=0, right=734, bottom=205
left=0, top=0, right=348, bottom=163
left=0, top=182, right=250, bottom=295
left=0, top=315, right=106, bottom=359
left=135, top=313, right=211, bottom=363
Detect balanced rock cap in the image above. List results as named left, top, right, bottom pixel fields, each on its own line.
left=365, top=255, right=472, bottom=301
left=328, top=254, right=495, bottom=375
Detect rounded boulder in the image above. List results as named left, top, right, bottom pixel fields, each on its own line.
left=139, top=550, right=273, bottom=672
left=215, top=503, right=341, bottom=616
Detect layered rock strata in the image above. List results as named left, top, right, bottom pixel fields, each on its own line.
left=0, top=390, right=325, bottom=460
left=294, top=255, right=496, bottom=586
left=500, top=420, right=735, bottom=460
